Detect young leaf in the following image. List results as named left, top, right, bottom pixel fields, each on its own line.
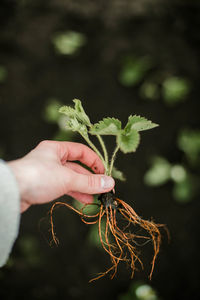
left=90, top=118, right=121, bottom=135
left=59, top=105, right=76, bottom=118
left=125, top=115, right=158, bottom=132
left=112, top=166, right=126, bottom=181
left=73, top=99, right=91, bottom=126
left=59, top=100, right=91, bottom=127
left=65, top=117, right=88, bottom=137
left=117, top=129, right=140, bottom=153
left=65, top=117, right=81, bottom=131
left=79, top=124, right=89, bottom=137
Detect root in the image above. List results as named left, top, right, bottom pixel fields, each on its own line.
left=50, top=201, right=100, bottom=245
left=50, top=196, right=168, bottom=281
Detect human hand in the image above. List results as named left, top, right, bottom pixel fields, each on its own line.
left=8, top=140, right=115, bottom=213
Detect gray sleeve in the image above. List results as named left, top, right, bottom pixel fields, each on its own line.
left=0, top=160, right=20, bottom=267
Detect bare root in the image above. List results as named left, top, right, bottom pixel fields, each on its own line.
left=50, top=196, right=168, bottom=282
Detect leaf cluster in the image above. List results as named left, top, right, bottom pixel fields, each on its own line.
left=60, top=99, right=158, bottom=152
left=59, top=99, right=158, bottom=177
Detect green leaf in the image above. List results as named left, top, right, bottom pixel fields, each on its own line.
left=112, top=166, right=126, bottom=181
left=88, top=221, right=106, bottom=248
left=170, top=165, right=187, bottom=183
left=125, top=115, right=158, bottom=132
left=44, top=99, right=61, bottom=123
left=52, top=31, right=86, bottom=55
left=59, top=100, right=91, bottom=127
left=177, top=128, right=200, bottom=166
left=79, top=124, right=89, bottom=137
left=117, top=129, right=140, bottom=153
left=162, top=76, right=191, bottom=106
left=90, top=117, right=121, bottom=135
left=173, top=177, right=194, bottom=203
left=59, top=105, right=76, bottom=118
left=65, top=117, right=88, bottom=137
left=144, top=156, right=171, bottom=186
left=140, top=81, right=159, bottom=101
left=73, top=99, right=91, bottom=126
left=65, top=117, right=80, bottom=131
left=119, top=56, right=152, bottom=87
left=73, top=197, right=99, bottom=215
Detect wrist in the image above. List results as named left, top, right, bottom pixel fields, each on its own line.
left=8, top=159, right=37, bottom=212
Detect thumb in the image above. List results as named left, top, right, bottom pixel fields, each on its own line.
left=66, top=169, right=115, bottom=194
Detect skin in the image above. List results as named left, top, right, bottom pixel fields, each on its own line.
left=8, top=140, right=115, bottom=213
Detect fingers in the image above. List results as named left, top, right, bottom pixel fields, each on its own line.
left=36, top=140, right=104, bottom=174
left=67, top=191, right=94, bottom=204
left=64, top=161, right=92, bottom=175
left=62, top=167, right=115, bottom=195
left=58, top=142, right=105, bottom=174
left=65, top=163, right=97, bottom=203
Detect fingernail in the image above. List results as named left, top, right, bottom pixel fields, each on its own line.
left=101, top=176, right=115, bottom=189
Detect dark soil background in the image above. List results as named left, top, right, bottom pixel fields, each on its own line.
left=0, top=1, right=200, bottom=299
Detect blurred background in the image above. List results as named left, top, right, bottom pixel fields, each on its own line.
left=0, top=0, right=200, bottom=299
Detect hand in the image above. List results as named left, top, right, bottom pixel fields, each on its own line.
left=8, top=140, right=115, bottom=213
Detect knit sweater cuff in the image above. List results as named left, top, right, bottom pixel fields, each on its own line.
left=0, top=159, right=20, bottom=267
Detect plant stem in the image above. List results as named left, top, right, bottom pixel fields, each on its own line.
left=79, top=131, right=108, bottom=173
left=109, top=145, right=120, bottom=176
left=96, top=135, right=109, bottom=172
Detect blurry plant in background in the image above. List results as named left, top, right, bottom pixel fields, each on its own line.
left=0, top=0, right=199, bottom=298
left=162, top=77, right=191, bottom=106
left=18, top=235, right=44, bottom=268
left=0, top=65, right=7, bottom=83
left=144, top=155, right=199, bottom=203
left=44, top=99, right=61, bottom=123
left=140, top=81, right=160, bottom=101
left=52, top=31, right=87, bottom=56
left=118, top=281, right=159, bottom=300
left=44, top=99, right=75, bottom=141
left=119, top=54, right=191, bottom=108
left=4, top=235, right=45, bottom=272
left=140, top=75, right=191, bottom=106
left=119, top=56, right=153, bottom=87
left=144, top=157, right=171, bottom=187
left=177, top=128, right=200, bottom=166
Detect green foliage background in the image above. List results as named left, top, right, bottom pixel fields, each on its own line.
left=0, top=1, right=199, bottom=300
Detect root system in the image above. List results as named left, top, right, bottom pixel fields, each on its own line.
left=50, top=192, right=168, bottom=282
